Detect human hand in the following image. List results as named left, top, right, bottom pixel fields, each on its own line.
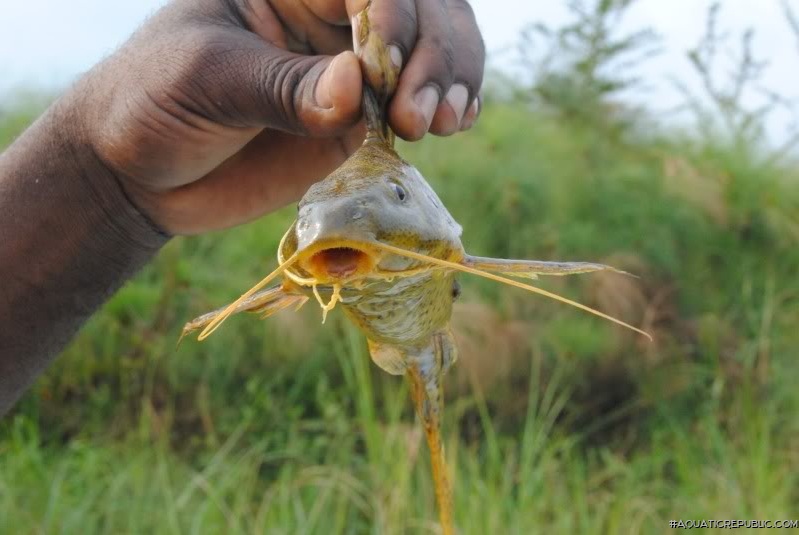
left=78, top=0, right=485, bottom=235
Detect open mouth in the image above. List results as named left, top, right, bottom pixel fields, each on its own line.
left=303, top=246, right=375, bottom=281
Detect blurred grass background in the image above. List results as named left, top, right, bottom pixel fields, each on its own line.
left=1, top=2, right=798, bottom=533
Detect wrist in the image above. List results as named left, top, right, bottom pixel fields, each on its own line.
left=0, top=83, right=169, bottom=411
left=53, top=77, right=171, bottom=249
left=0, top=81, right=169, bottom=301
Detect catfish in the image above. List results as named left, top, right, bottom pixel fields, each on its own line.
left=182, top=3, right=649, bottom=533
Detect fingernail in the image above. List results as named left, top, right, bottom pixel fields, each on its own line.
left=414, top=86, right=439, bottom=130
left=460, top=98, right=480, bottom=130
left=389, top=45, right=403, bottom=69
left=446, top=84, right=469, bottom=126
left=316, top=55, right=342, bottom=109
left=350, top=15, right=361, bottom=50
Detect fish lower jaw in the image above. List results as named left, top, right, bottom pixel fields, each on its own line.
left=297, top=240, right=380, bottom=283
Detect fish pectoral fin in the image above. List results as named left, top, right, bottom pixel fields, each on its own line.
left=463, top=254, right=630, bottom=278
left=367, top=327, right=457, bottom=377
left=180, top=285, right=306, bottom=345
left=256, top=293, right=309, bottom=319
left=367, top=340, right=408, bottom=376
left=369, top=241, right=651, bottom=340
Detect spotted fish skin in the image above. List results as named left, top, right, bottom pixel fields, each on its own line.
left=277, top=132, right=464, bottom=377
left=340, top=270, right=456, bottom=347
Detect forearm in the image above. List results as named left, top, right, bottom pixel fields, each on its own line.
left=0, top=89, right=169, bottom=415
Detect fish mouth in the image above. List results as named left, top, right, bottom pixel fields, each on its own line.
left=297, top=240, right=379, bottom=282
left=309, top=247, right=371, bottom=279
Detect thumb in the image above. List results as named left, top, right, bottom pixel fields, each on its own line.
left=214, top=39, right=363, bottom=135
left=311, top=51, right=364, bottom=129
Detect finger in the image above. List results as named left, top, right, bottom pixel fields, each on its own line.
left=388, top=0, right=454, bottom=141
left=149, top=123, right=367, bottom=234
left=267, top=0, right=353, bottom=54
left=259, top=48, right=363, bottom=136
left=187, top=29, right=363, bottom=136
left=459, top=93, right=481, bottom=131
left=352, top=0, right=418, bottom=72
left=300, top=0, right=351, bottom=25
left=429, top=0, right=485, bottom=136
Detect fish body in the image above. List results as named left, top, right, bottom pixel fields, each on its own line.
left=275, top=139, right=462, bottom=376
left=182, top=86, right=641, bottom=535
left=182, top=4, right=647, bottom=533
left=274, top=137, right=464, bottom=532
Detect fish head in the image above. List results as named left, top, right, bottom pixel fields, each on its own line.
left=290, top=140, right=464, bottom=283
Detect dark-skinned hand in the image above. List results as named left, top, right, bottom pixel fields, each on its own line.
left=0, top=0, right=486, bottom=413
left=82, top=0, right=485, bottom=234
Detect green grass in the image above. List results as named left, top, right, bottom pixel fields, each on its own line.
left=1, top=92, right=797, bottom=534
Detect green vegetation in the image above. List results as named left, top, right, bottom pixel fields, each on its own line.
left=1, top=3, right=798, bottom=533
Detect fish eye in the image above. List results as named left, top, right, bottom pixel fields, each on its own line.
left=391, top=182, right=407, bottom=201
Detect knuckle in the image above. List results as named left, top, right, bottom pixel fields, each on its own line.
left=170, top=34, right=243, bottom=118
left=168, top=30, right=275, bottom=127
left=419, top=34, right=455, bottom=76
left=447, top=0, right=476, bottom=20
left=451, top=43, right=485, bottom=94
left=254, top=53, right=310, bottom=132
left=185, top=33, right=237, bottom=82
left=410, top=42, right=456, bottom=91
left=473, top=33, right=487, bottom=61
left=219, top=0, right=253, bottom=29
left=374, top=1, right=416, bottom=46
left=446, top=0, right=485, bottom=89
left=442, top=41, right=456, bottom=73
left=164, top=32, right=229, bottom=95
left=456, top=42, right=485, bottom=91
left=433, top=40, right=456, bottom=84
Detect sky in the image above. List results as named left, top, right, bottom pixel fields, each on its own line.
left=1, top=0, right=798, bottom=142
